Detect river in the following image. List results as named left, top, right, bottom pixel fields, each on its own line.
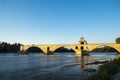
left=0, top=52, right=117, bottom=80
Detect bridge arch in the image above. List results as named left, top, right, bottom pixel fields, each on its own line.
left=25, top=46, right=45, bottom=53
left=52, top=46, right=80, bottom=55
left=53, top=46, right=74, bottom=53
left=90, top=45, right=120, bottom=53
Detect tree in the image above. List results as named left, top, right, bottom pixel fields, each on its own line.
left=116, top=37, right=120, bottom=44
left=0, top=42, right=22, bottom=53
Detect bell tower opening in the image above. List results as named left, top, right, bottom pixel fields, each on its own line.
left=81, top=42, right=84, bottom=44
left=79, top=37, right=87, bottom=45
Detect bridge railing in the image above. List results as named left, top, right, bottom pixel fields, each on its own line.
left=88, top=43, right=116, bottom=45
left=22, top=44, right=78, bottom=46
left=21, top=43, right=118, bottom=46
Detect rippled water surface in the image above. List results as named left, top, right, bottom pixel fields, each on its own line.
left=0, top=52, right=117, bottom=80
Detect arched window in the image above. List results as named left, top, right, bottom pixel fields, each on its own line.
left=75, top=46, right=78, bottom=49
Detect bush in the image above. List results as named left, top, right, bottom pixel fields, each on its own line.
left=85, top=58, right=120, bottom=80
left=116, top=37, right=120, bottom=44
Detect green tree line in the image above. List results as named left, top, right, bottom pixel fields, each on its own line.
left=116, top=37, right=120, bottom=44
left=0, top=42, right=21, bottom=53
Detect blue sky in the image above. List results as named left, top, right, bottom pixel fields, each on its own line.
left=0, top=0, right=120, bottom=44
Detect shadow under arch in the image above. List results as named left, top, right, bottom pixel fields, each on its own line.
left=53, top=46, right=75, bottom=54
left=25, top=46, right=44, bottom=53
left=91, top=45, right=119, bottom=53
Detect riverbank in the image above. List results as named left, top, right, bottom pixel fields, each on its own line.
left=84, top=54, right=120, bottom=80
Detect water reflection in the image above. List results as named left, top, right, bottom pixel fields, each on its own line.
left=80, top=52, right=117, bottom=76
left=81, top=55, right=88, bottom=70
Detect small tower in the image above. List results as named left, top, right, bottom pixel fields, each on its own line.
left=79, top=37, right=89, bottom=55
left=79, top=37, right=87, bottom=44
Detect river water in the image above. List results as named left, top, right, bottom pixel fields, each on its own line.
left=0, top=52, right=117, bottom=80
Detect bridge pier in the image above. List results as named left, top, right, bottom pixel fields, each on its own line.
left=46, top=51, right=54, bottom=55
left=75, top=50, right=82, bottom=55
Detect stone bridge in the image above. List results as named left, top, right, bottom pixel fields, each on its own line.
left=20, top=43, right=120, bottom=55
left=20, top=37, right=120, bottom=55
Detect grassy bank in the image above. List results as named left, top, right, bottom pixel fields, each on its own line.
left=85, top=54, right=120, bottom=80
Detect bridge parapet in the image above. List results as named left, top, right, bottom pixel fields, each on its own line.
left=87, top=44, right=120, bottom=52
